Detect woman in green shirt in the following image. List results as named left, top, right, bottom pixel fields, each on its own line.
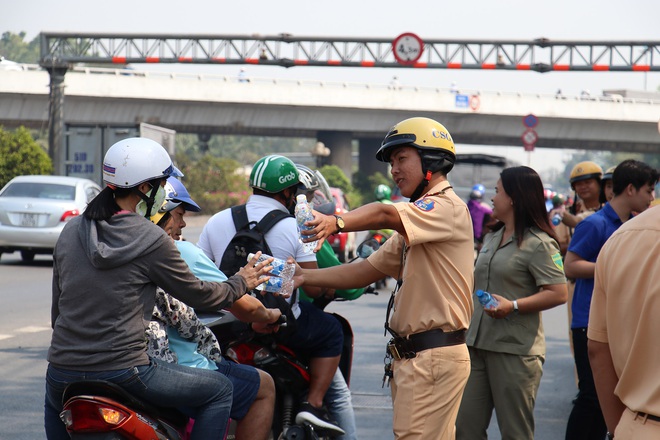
left=457, top=166, right=568, bottom=440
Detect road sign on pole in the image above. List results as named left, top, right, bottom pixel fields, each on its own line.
left=523, top=114, right=539, bottom=128
left=522, top=128, right=538, bottom=151
left=392, top=33, right=424, bottom=65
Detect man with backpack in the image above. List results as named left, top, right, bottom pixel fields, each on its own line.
left=198, top=155, right=345, bottom=436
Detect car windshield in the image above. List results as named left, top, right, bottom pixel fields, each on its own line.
left=1, top=182, right=76, bottom=200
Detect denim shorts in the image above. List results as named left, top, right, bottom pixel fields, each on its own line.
left=215, top=360, right=260, bottom=420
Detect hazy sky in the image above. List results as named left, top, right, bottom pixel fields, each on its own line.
left=3, top=0, right=658, bottom=176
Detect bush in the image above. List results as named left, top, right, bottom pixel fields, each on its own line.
left=175, top=153, right=250, bottom=214
left=0, top=126, right=52, bottom=188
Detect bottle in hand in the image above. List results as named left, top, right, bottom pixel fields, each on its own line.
left=294, top=194, right=317, bottom=253
left=476, top=289, right=499, bottom=310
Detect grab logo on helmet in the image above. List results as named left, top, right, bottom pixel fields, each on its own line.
left=279, top=171, right=297, bottom=185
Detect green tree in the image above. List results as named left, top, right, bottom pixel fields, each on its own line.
left=0, top=31, right=40, bottom=63
left=0, top=126, right=52, bottom=188
left=319, top=164, right=363, bottom=208
left=174, top=152, right=249, bottom=214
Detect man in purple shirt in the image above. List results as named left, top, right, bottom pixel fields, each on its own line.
left=467, top=184, right=493, bottom=246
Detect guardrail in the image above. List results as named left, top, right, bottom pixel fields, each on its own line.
left=9, top=63, right=660, bottom=106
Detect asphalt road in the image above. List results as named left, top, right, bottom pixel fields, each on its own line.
left=0, top=215, right=577, bottom=439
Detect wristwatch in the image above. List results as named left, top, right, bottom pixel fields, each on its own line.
left=512, top=300, right=519, bottom=314
left=333, top=214, right=345, bottom=234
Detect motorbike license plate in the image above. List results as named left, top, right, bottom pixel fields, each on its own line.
left=20, top=213, right=38, bottom=227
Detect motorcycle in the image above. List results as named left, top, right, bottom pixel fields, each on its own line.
left=205, top=239, right=379, bottom=440
left=58, top=240, right=380, bottom=440
left=365, top=230, right=392, bottom=290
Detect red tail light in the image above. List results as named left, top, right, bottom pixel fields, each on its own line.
left=61, top=399, right=129, bottom=431
left=60, top=209, right=80, bottom=222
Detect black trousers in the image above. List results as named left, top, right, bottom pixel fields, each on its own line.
left=565, top=328, right=607, bottom=440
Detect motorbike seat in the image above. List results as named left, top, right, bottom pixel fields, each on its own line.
left=62, top=379, right=189, bottom=427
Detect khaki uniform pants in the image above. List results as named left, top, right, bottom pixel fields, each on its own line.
left=456, top=347, right=544, bottom=440
left=391, top=344, right=470, bottom=440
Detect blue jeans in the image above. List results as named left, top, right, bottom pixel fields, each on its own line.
left=325, top=369, right=357, bottom=440
left=45, top=358, right=233, bottom=440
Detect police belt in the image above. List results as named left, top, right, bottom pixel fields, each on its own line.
left=387, top=329, right=466, bottom=360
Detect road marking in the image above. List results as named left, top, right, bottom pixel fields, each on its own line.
left=0, top=325, right=51, bottom=341
left=16, top=325, right=51, bottom=333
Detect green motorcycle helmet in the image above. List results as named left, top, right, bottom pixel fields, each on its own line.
left=249, top=155, right=300, bottom=193
left=375, top=184, right=392, bottom=201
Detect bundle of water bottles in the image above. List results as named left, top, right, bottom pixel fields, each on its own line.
left=248, top=195, right=320, bottom=297
left=248, top=253, right=296, bottom=297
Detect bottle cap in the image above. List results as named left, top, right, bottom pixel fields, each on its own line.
left=247, top=253, right=256, bottom=261
left=475, top=289, right=485, bottom=297
left=296, top=194, right=307, bottom=203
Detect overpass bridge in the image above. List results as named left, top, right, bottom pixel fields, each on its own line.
left=2, top=65, right=659, bottom=181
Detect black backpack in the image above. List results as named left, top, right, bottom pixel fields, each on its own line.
left=219, top=204, right=298, bottom=335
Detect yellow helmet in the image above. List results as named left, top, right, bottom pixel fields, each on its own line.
left=376, top=117, right=456, bottom=163
left=602, top=166, right=616, bottom=181
left=569, top=161, right=603, bottom=188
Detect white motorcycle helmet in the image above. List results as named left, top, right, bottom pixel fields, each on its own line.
left=103, top=137, right=182, bottom=217
left=102, top=137, right=182, bottom=189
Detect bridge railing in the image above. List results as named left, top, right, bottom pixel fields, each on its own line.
left=11, top=63, right=660, bottom=106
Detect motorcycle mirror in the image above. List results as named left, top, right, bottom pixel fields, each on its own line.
left=356, top=238, right=380, bottom=259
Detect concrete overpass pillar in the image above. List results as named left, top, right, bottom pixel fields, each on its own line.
left=358, top=137, right=389, bottom=177
left=317, top=131, right=353, bottom=180
left=45, top=66, right=68, bottom=176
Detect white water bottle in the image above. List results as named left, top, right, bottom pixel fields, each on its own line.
left=295, top=194, right=317, bottom=253
left=476, top=289, right=499, bottom=310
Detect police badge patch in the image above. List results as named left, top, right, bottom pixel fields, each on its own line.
left=414, top=198, right=435, bottom=211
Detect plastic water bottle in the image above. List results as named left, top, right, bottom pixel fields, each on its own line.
left=295, top=194, right=317, bottom=253
left=248, top=252, right=295, bottom=298
left=551, top=213, right=563, bottom=226
left=248, top=253, right=287, bottom=277
left=476, top=289, right=499, bottom=310
left=254, top=276, right=284, bottom=293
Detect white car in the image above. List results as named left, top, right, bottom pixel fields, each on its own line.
left=0, top=175, right=101, bottom=262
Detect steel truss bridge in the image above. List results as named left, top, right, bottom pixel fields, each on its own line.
left=40, top=33, right=660, bottom=72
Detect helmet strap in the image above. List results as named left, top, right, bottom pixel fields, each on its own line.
left=410, top=170, right=432, bottom=202
left=134, top=184, right=158, bottom=218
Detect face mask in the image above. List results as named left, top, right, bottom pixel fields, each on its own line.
left=136, top=185, right=166, bottom=218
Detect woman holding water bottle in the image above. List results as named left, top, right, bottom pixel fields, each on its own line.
left=456, top=166, right=568, bottom=440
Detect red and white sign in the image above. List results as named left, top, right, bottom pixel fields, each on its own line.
left=469, top=95, right=481, bottom=111
left=392, top=33, right=424, bottom=65
left=522, top=128, right=538, bottom=151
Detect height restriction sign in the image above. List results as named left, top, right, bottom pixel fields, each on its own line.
left=393, top=33, right=424, bottom=65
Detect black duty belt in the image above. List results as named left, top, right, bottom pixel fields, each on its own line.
left=636, top=411, right=660, bottom=423
left=387, top=328, right=466, bottom=360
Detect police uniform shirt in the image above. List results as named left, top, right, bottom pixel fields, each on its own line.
left=467, top=226, right=566, bottom=356
left=588, top=206, right=660, bottom=418
left=367, top=180, right=474, bottom=337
